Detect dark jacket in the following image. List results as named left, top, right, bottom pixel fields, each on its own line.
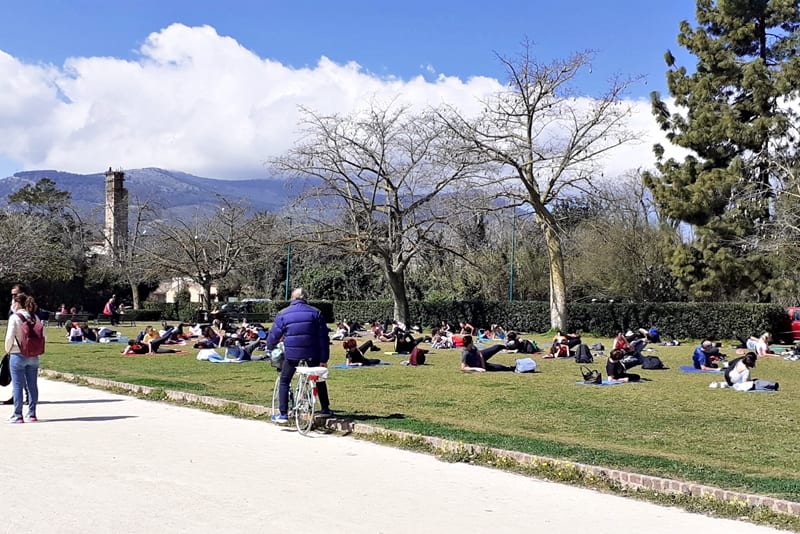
left=266, top=299, right=330, bottom=363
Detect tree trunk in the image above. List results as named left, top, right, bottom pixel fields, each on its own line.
left=202, top=283, right=214, bottom=309
left=130, top=283, right=141, bottom=310
left=543, top=223, right=568, bottom=331
left=385, top=268, right=410, bottom=326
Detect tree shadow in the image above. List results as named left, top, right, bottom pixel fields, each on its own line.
left=38, top=415, right=138, bottom=423
left=38, top=399, right=125, bottom=405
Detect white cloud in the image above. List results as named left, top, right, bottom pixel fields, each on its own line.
left=0, top=23, right=683, bottom=180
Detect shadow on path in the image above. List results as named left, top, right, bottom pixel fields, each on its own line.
left=37, top=415, right=138, bottom=423
left=39, top=399, right=125, bottom=405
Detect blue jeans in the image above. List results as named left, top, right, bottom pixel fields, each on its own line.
left=10, top=353, right=39, bottom=418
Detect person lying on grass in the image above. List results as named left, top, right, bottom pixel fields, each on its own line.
left=122, top=340, right=180, bottom=355
left=460, top=335, right=514, bottom=373
left=606, top=349, right=641, bottom=383
left=343, top=338, right=382, bottom=366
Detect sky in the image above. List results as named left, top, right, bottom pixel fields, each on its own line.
left=0, top=0, right=699, bottom=180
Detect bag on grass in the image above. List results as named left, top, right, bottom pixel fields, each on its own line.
left=15, top=313, right=45, bottom=357
left=641, top=355, right=666, bottom=369
left=0, top=354, right=10, bottom=387
left=408, top=346, right=427, bottom=366
left=575, top=344, right=593, bottom=364
left=580, top=366, right=602, bottom=384
left=514, top=357, right=537, bottom=373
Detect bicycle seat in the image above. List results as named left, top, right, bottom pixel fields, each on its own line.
left=295, top=366, right=329, bottom=381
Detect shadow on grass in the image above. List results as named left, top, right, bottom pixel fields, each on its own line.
left=333, top=412, right=406, bottom=435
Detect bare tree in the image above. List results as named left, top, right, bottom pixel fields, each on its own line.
left=141, top=198, right=259, bottom=307
left=441, top=42, right=639, bottom=329
left=0, top=209, right=74, bottom=281
left=273, top=101, right=487, bottom=324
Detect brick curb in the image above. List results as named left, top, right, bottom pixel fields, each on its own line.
left=41, top=369, right=800, bottom=518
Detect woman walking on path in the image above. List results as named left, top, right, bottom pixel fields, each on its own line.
left=5, top=292, right=42, bottom=423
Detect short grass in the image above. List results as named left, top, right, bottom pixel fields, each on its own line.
left=35, top=326, right=800, bottom=502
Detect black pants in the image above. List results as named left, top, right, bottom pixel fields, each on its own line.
left=481, top=344, right=513, bottom=372
left=279, top=358, right=330, bottom=416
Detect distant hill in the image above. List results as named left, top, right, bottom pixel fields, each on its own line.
left=0, top=167, right=295, bottom=219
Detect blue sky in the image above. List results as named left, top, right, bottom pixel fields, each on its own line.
left=0, top=0, right=698, bottom=179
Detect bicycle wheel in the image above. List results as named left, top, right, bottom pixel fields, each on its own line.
left=294, top=375, right=315, bottom=434
left=271, top=375, right=294, bottom=417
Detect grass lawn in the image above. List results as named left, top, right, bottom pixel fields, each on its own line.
left=31, top=325, right=800, bottom=502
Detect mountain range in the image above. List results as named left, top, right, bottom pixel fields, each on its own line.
left=0, top=167, right=295, bottom=219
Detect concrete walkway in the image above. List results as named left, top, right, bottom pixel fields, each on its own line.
left=0, top=379, right=790, bottom=533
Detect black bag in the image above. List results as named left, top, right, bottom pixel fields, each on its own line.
left=580, top=366, right=602, bottom=384
left=0, top=353, right=10, bottom=387
left=641, top=355, right=666, bottom=369
left=575, top=344, right=593, bottom=364
left=0, top=354, right=11, bottom=387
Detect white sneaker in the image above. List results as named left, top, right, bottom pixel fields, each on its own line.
left=709, top=382, right=719, bottom=389
left=719, top=382, right=730, bottom=389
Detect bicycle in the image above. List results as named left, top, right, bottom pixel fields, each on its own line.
left=271, top=360, right=329, bottom=435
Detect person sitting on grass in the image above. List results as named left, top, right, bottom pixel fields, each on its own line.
left=68, top=323, right=84, bottom=342
left=430, top=328, right=454, bottom=349
left=460, top=335, right=513, bottom=373
left=343, top=338, right=382, bottom=366
left=458, top=321, right=475, bottom=335
left=141, top=326, right=177, bottom=354
left=692, top=340, right=722, bottom=370
left=725, top=352, right=779, bottom=391
left=606, top=349, right=640, bottom=383
left=371, top=321, right=395, bottom=342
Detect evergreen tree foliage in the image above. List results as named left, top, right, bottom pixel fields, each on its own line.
left=644, top=0, right=800, bottom=300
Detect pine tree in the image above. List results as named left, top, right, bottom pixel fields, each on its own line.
left=644, top=0, right=800, bottom=301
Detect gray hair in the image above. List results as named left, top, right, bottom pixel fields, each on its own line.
left=291, top=287, right=309, bottom=300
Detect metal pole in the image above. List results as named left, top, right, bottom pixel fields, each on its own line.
left=509, top=212, right=516, bottom=302
left=284, top=217, right=292, bottom=300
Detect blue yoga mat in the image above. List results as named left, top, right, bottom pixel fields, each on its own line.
left=330, top=362, right=391, bottom=369
left=575, top=380, right=625, bottom=386
left=679, top=365, right=723, bottom=373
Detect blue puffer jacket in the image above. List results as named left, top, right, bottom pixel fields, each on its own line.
left=266, top=299, right=330, bottom=363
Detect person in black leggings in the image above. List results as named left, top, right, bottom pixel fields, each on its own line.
left=343, top=338, right=382, bottom=366
left=460, top=335, right=513, bottom=372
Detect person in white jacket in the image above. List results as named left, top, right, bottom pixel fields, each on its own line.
left=5, top=292, right=43, bottom=423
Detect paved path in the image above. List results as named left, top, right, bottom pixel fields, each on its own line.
left=0, top=379, right=790, bottom=533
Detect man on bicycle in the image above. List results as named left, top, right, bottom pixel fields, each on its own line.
left=267, top=287, right=332, bottom=424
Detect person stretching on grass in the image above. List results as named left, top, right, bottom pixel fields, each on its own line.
left=460, top=335, right=513, bottom=373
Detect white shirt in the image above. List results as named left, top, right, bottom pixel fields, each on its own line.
left=5, top=309, right=37, bottom=354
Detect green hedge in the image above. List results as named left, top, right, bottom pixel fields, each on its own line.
left=141, top=300, right=336, bottom=323
left=140, top=299, right=789, bottom=340
left=331, top=301, right=788, bottom=339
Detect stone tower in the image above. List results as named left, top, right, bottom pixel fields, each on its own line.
left=104, top=168, right=129, bottom=256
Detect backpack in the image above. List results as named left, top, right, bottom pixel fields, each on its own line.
left=15, top=313, right=45, bottom=357
left=591, top=343, right=605, bottom=351
left=575, top=343, right=593, bottom=364
left=641, top=355, right=666, bottom=369
left=408, top=346, right=427, bottom=366
left=580, top=366, right=602, bottom=384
